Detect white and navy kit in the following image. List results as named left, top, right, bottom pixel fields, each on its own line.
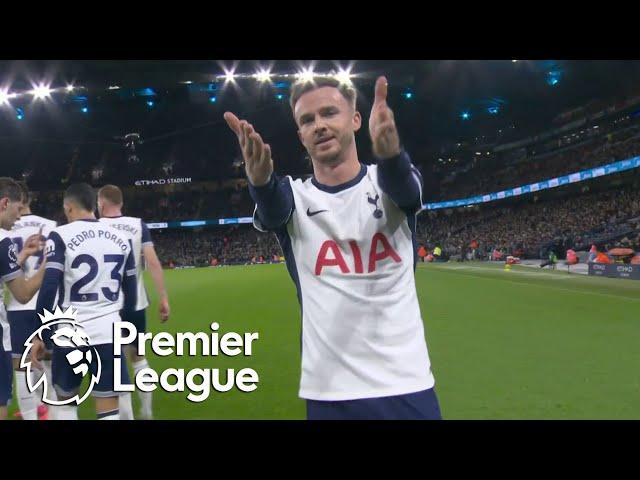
left=250, top=150, right=440, bottom=419
left=0, top=229, right=23, bottom=406
left=6, top=214, right=57, bottom=358
left=36, top=219, right=137, bottom=397
left=99, top=215, right=152, bottom=333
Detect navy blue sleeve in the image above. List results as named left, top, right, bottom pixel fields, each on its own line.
left=36, top=268, right=63, bottom=315
left=36, top=232, right=66, bottom=346
left=36, top=268, right=63, bottom=348
left=44, top=231, right=66, bottom=271
left=122, top=247, right=137, bottom=312
left=0, top=238, right=22, bottom=284
left=248, top=175, right=295, bottom=231
left=376, top=150, right=424, bottom=212
left=141, top=221, right=153, bottom=246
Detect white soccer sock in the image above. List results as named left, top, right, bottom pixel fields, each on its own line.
left=119, top=393, right=134, bottom=420
left=98, top=409, right=120, bottom=420
left=133, top=358, right=153, bottom=419
left=32, top=366, right=45, bottom=403
left=15, top=371, right=38, bottom=420
left=57, top=405, right=78, bottom=420
left=42, top=360, right=59, bottom=420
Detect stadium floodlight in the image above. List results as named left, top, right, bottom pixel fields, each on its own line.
left=255, top=69, right=272, bottom=83
left=334, top=68, right=353, bottom=85
left=31, top=83, right=51, bottom=100
left=296, top=67, right=314, bottom=83
left=66, top=84, right=75, bottom=92
left=224, top=69, right=236, bottom=84
left=0, top=89, right=11, bottom=105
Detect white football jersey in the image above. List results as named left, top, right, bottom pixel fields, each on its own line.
left=6, top=214, right=57, bottom=311
left=0, top=229, right=23, bottom=351
left=45, top=219, right=136, bottom=345
left=98, top=216, right=152, bottom=311
left=255, top=164, right=434, bottom=401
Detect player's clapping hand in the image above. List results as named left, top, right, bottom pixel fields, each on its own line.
left=22, top=227, right=45, bottom=256
left=369, top=76, right=402, bottom=160
left=17, top=227, right=46, bottom=267
left=224, top=112, right=274, bottom=187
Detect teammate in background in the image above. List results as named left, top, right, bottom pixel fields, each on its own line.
left=0, top=177, right=47, bottom=420
left=97, top=184, right=170, bottom=420
left=7, top=181, right=58, bottom=420
left=224, top=76, right=441, bottom=420
left=30, top=183, right=137, bottom=420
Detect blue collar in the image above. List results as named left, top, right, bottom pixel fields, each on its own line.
left=311, top=164, right=367, bottom=193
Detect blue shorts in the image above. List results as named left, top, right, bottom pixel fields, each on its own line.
left=8, top=310, right=40, bottom=358
left=306, top=388, right=442, bottom=420
left=0, top=320, right=13, bottom=406
left=52, top=343, right=131, bottom=398
left=120, top=309, right=146, bottom=334
left=0, top=349, right=12, bottom=406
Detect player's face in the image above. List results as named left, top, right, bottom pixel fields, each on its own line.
left=295, top=87, right=361, bottom=165
left=0, top=198, right=23, bottom=230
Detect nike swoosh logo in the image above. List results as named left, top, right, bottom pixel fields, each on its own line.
left=306, top=208, right=328, bottom=217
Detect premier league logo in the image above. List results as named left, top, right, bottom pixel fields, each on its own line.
left=7, top=242, right=18, bottom=268
left=8, top=242, right=18, bottom=263
left=20, top=306, right=102, bottom=406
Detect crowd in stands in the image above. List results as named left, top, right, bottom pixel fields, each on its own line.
left=143, top=179, right=640, bottom=268
left=418, top=183, right=640, bottom=259
left=152, top=225, right=282, bottom=267
left=29, top=184, right=255, bottom=225
left=437, top=122, right=640, bottom=201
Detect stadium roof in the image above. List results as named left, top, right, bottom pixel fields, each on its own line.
left=2, top=60, right=640, bottom=177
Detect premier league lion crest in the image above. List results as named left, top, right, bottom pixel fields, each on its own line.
left=7, top=242, right=19, bottom=268
left=20, top=306, right=102, bottom=406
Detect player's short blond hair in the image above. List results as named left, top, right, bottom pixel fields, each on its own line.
left=289, top=76, right=357, bottom=115
left=98, top=184, right=123, bottom=206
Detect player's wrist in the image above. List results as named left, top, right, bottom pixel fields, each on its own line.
left=248, top=172, right=273, bottom=188
left=16, top=251, right=28, bottom=267
left=374, top=146, right=403, bottom=162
